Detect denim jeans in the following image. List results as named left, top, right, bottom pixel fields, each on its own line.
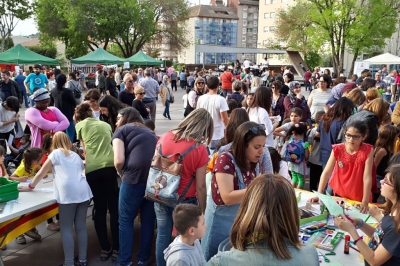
left=154, top=198, right=198, bottom=266
left=118, top=182, right=155, bottom=265
left=65, top=121, right=75, bottom=143
left=382, top=93, right=391, bottom=102
left=163, top=100, right=170, bottom=119
left=208, top=139, right=221, bottom=156
left=221, top=89, right=232, bottom=98
left=20, top=89, right=29, bottom=107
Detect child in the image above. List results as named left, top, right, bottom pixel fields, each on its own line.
left=10, top=147, right=44, bottom=244
left=307, top=110, right=325, bottom=192
left=144, top=119, right=156, bottom=132
left=310, top=120, right=373, bottom=213
left=164, top=204, right=206, bottom=266
left=0, top=146, right=8, bottom=178
left=242, top=92, right=254, bottom=110
left=227, top=99, right=238, bottom=118
left=274, top=107, right=303, bottom=151
left=267, top=147, right=290, bottom=181
left=284, top=123, right=309, bottom=189
left=187, top=72, right=194, bottom=88
left=227, top=81, right=244, bottom=108
left=373, top=125, right=399, bottom=203
left=5, top=134, right=30, bottom=165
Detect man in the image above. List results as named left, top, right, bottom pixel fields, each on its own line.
left=139, top=70, right=160, bottom=122
left=379, top=65, right=388, bottom=79
left=179, top=69, right=186, bottom=90
left=283, top=66, right=291, bottom=76
left=118, top=74, right=135, bottom=106
left=14, top=70, right=29, bottom=108
left=0, top=70, right=19, bottom=102
left=196, top=76, right=229, bottom=154
left=170, top=70, right=178, bottom=91
left=243, top=58, right=251, bottom=70
left=299, top=62, right=306, bottom=72
left=374, top=72, right=387, bottom=92
left=114, top=68, right=122, bottom=90
left=356, top=69, right=371, bottom=86
left=383, top=69, right=397, bottom=102
left=137, top=68, right=144, bottom=80
left=24, top=64, right=49, bottom=98
left=0, top=96, right=20, bottom=150
left=220, top=66, right=234, bottom=97
left=78, top=70, right=87, bottom=91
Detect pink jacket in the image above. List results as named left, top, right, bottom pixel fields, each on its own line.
left=25, top=107, right=69, bottom=148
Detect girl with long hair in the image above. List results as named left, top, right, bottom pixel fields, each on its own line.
left=98, top=95, right=126, bottom=132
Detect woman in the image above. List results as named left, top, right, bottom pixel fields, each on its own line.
left=323, top=68, right=333, bottom=87
left=271, top=80, right=285, bottom=124
left=112, top=107, right=157, bottom=266
left=25, top=88, right=69, bottom=148
left=46, top=71, right=56, bottom=90
left=344, top=88, right=366, bottom=111
left=344, top=98, right=389, bottom=145
left=84, top=89, right=102, bottom=120
left=308, top=74, right=332, bottom=120
left=132, top=86, right=150, bottom=120
left=154, top=108, right=213, bottom=266
left=247, top=86, right=275, bottom=147
left=106, top=68, right=118, bottom=98
left=19, top=132, right=92, bottom=266
left=50, top=74, right=77, bottom=143
left=184, top=77, right=206, bottom=117
left=335, top=164, right=400, bottom=265
left=74, top=103, right=119, bottom=262
left=250, top=76, right=261, bottom=93
left=67, top=72, right=83, bottom=105
left=160, top=75, right=173, bottom=120
left=317, top=97, right=354, bottom=168
left=326, top=76, right=347, bottom=106
left=98, top=95, right=126, bottom=132
left=283, top=81, right=311, bottom=123
left=97, top=69, right=106, bottom=95
left=208, top=175, right=319, bottom=265
left=202, top=121, right=266, bottom=260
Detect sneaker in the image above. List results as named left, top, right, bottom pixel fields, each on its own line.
left=16, top=235, right=26, bottom=244
left=100, top=249, right=112, bottom=261
left=112, top=250, right=119, bottom=262
left=46, top=222, right=60, bottom=231
left=24, top=228, right=41, bottom=240
left=74, top=256, right=88, bottom=266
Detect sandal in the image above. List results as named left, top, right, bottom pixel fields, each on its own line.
left=100, top=249, right=112, bottom=261
left=112, top=250, right=119, bottom=262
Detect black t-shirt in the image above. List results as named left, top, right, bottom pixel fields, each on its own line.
left=366, top=215, right=400, bottom=266
left=112, top=124, right=157, bottom=184
left=50, top=87, right=76, bottom=121
left=281, top=85, right=289, bottom=96
left=118, top=89, right=135, bottom=106
left=132, top=99, right=149, bottom=119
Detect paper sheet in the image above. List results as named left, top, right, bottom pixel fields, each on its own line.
left=347, top=211, right=378, bottom=224
left=41, top=188, right=54, bottom=193
left=313, top=191, right=344, bottom=216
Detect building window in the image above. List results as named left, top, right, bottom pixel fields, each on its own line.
left=247, top=28, right=253, bottom=32
left=263, top=40, right=268, bottom=45
left=282, top=0, right=288, bottom=2
left=252, top=36, right=257, bottom=42
left=242, top=28, right=247, bottom=34
left=243, top=5, right=248, bottom=10
left=270, top=26, right=275, bottom=32
left=242, top=42, right=246, bottom=47
left=271, top=0, right=276, bottom=3
left=243, top=12, right=247, bottom=18
left=254, top=13, right=258, bottom=19
left=263, top=26, right=269, bottom=32
left=265, top=0, right=269, bottom=4
left=243, top=20, right=247, bottom=26
left=242, top=36, right=247, bottom=41
left=270, top=12, right=275, bottom=18
left=254, top=28, right=258, bottom=34
left=253, top=21, right=257, bottom=27
left=264, top=13, right=269, bottom=18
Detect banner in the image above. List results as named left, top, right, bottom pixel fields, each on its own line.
left=354, top=61, right=370, bottom=77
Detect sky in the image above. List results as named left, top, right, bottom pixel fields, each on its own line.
left=12, top=0, right=211, bottom=36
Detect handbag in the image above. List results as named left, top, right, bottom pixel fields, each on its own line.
left=167, top=87, right=174, bottom=104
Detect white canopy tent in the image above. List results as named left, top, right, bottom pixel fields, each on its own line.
left=363, top=53, right=400, bottom=64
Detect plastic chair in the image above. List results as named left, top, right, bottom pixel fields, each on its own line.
left=218, top=237, right=232, bottom=253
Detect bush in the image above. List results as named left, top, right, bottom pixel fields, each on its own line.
left=29, top=46, right=57, bottom=58
left=0, top=37, right=14, bottom=52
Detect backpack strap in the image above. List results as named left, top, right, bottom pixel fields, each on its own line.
left=225, top=152, right=246, bottom=190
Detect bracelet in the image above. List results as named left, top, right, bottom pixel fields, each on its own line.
left=28, top=183, right=35, bottom=190
left=354, top=236, right=363, bottom=245
left=356, top=219, right=364, bottom=229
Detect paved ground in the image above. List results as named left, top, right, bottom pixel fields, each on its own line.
left=1, top=86, right=312, bottom=266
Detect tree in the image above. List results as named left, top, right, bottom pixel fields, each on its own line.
left=29, top=45, right=57, bottom=58
left=0, top=0, right=33, bottom=52
left=275, top=0, right=400, bottom=74
left=0, top=37, right=14, bottom=51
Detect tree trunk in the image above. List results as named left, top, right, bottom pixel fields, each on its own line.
left=348, top=49, right=359, bottom=78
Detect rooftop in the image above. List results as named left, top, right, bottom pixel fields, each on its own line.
left=189, top=5, right=239, bottom=20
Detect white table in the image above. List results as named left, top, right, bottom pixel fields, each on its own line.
left=297, top=190, right=365, bottom=266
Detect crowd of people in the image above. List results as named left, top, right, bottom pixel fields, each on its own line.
left=0, top=61, right=399, bottom=266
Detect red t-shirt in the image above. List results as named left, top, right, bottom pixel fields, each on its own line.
left=329, top=143, right=374, bottom=202
left=39, top=109, right=57, bottom=139
left=220, top=71, right=234, bottom=90
left=211, top=151, right=257, bottom=206
left=157, top=131, right=209, bottom=198
left=304, top=71, right=312, bottom=82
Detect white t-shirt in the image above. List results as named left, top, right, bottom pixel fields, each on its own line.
left=197, top=94, right=229, bottom=141
left=243, top=60, right=251, bottom=68
left=182, top=94, right=188, bottom=108
left=0, top=104, right=16, bottom=133
left=279, top=161, right=291, bottom=181
left=48, top=149, right=93, bottom=204
left=247, top=107, right=274, bottom=147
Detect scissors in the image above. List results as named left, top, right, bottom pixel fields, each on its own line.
left=318, top=251, right=330, bottom=262
left=325, top=251, right=336, bottom=256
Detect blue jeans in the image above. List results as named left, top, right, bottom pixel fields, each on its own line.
left=154, top=198, right=198, bottom=266
left=118, top=182, right=155, bottom=265
left=382, top=93, right=391, bottom=102
left=221, top=89, right=232, bottom=98
left=65, top=121, right=75, bottom=143
left=20, top=89, right=29, bottom=107
left=208, top=139, right=221, bottom=156
left=163, top=100, right=170, bottom=119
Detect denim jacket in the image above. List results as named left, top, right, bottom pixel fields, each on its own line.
left=206, top=239, right=319, bottom=266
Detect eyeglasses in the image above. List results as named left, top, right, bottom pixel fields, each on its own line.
left=345, top=133, right=362, bottom=140
left=249, top=124, right=266, bottom=135
left=382, top=177, right=394, bottom=187
left=127, top=80, right=134, bottom=83
left=136, top=92, right=145, bottom=95
left=197, top=82, right=204, bottom=85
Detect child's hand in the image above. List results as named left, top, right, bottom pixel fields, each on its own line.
left=308, top=196, right=319, bottom=203
left=368, top=205, right=381, bottom=218
left=19, top=176, right=28, bottom=182
left=43, top=175, right=48, bottom=179
left=359, top=202, right=369, bottom=214
left=335, top=214, right=355, bottom=232
left=18, top=186, right=32, bottom=192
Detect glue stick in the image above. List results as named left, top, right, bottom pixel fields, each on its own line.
left=344, top=235, right=350, bottom=254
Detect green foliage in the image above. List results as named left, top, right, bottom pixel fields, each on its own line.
left=29, top=45, right=57, bottom=58
left=0, top=37, right=14, bottom=51
left=320, top=54, right=334, bottom=67
left=304, top=52, right=321, bottom=70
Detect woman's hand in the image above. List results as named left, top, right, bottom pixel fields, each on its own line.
left=308, top=196, right=319, bottom=203
left=335, top=214, right=356, bottom=232
left=18, top=185, right=32, bottom=192
left=359, top=202, right=369, bottom=214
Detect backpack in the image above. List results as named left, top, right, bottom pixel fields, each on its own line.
left=285, top=138, right=305, bottom=164
left=145, top=136, right=198, bottom=207
left=70, top=81, right=82, bottom=99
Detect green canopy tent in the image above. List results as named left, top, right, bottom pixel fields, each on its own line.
left=0, top=44, right=59, bottom=64
left=126, top=51, right=162, bottom=66
left=71, top=48, right=125, bottom=64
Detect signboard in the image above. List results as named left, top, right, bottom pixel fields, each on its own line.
left=354, top=61, right=370, bottom=77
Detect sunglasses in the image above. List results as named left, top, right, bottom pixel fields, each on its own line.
left=249, top=124, right=266, bottom=135
left=136, top=92, right=145, bottom=95
left=197, top=82, right=204, bottom=85
left=345, top=133, right=362, bottom=140
left=127, top=80, right=134, bottom=83
left=382, top=177, right=394, bottom=187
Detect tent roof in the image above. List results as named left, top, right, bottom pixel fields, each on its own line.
left=363, top=53, right=400, bottom=64
left=70, top=48, right=125, bottom=64
left=126, top=51, right=162, bottom=65
left=0, top=44, right=59, bottom=65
